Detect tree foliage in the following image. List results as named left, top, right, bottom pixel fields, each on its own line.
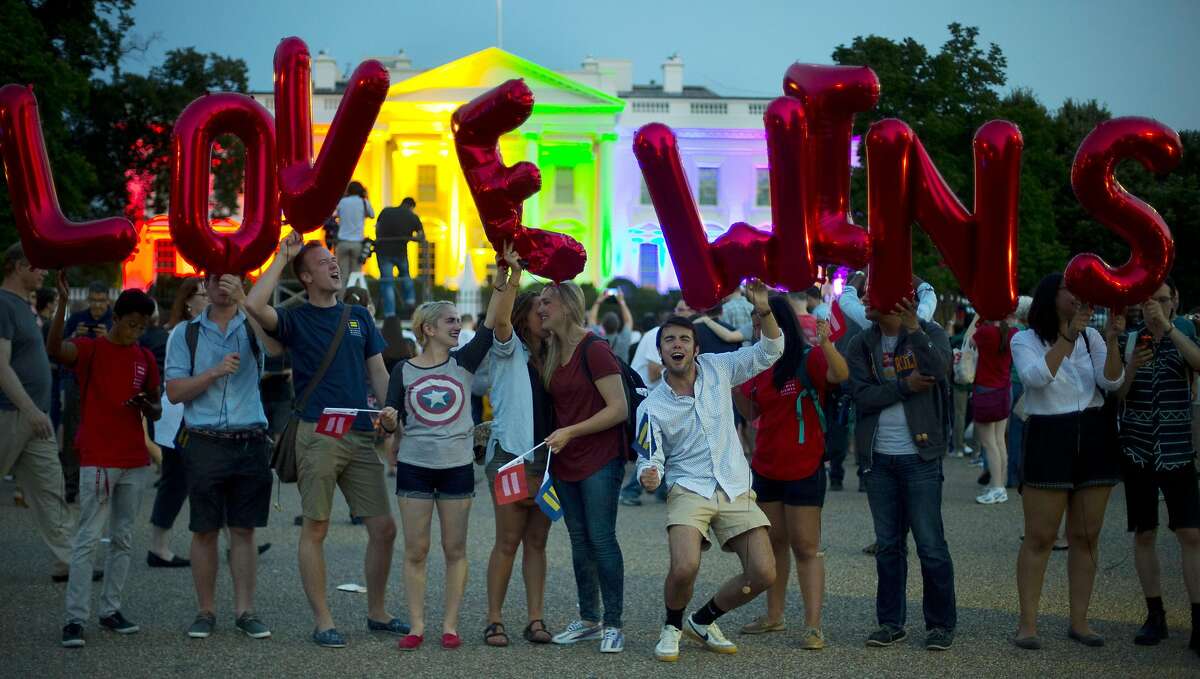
left=0, top=0, right=248, bottom=284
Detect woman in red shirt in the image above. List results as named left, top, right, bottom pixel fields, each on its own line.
left=536, top=282, right=629, bottom=653
left=734, top=294, right=848, bottom=649
left=972, top=317, right=1017, bottom=504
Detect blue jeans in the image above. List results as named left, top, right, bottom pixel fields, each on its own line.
left=378, top=252, right=415, bottom=317
left=865, top=453, right=956, bottom=631
left=1007, top=382, right=1025, bottom=487
left=554, top=455, right=625, bottom=628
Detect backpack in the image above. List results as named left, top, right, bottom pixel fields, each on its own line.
left=185, top=320, right=262, bottom=375
left=792, top=346, right=826, bottom=445
left=577, top=333, right=648, bottom=460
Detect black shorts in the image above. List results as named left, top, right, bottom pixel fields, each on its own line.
left=752, top=465, right=826, bottom=507
left=395, top=461, right=475, bottom=500
left=1124, top=464, right=1200, bottom=533
left=1022, top=408, right=1121, bottom=491
left=181, top=430, right=273, bottom=533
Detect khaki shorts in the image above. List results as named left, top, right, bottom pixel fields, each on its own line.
left=666, top=484, right=770, bottom=552
left=295, top=420, right=390, bottom=521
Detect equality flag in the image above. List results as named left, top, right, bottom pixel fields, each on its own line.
left=632, top=411, right=656, bottom=460
left=828, top=299, right=848, bottom=342
left=535, top=466, right=562, bottom=521
left=316, top=408, right=358, bottom=438
left=494, top=459, right=529, bottom=505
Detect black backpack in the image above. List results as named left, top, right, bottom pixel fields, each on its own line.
left=578, top=333, right=648, bottom=460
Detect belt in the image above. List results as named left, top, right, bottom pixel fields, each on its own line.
left=185, top=427, right=267, bottom=441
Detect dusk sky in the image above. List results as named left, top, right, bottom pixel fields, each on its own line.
left=124, top=0, right=1200, bottom=131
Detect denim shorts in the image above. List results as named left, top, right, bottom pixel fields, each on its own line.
left=395, top=461, right=476, bottom=500
left=752, top=465, right=827, bottom=507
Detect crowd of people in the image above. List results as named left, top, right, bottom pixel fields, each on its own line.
left=1, top=234, right=1199, bottom=660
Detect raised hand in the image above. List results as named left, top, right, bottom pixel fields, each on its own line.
left=816, top=319, right=831, bottom=345
left=744, top=279, right=770, bottom=311
left=218, top=274, right=246, bottom=305
left=892, top=298, right=920, bottom=332
left=279, top=230, right=304, bottom=261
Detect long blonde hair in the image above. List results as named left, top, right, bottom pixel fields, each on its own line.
left=412, top=300, right=456, bottom=349
left=540, top=282, right=587, bottom=388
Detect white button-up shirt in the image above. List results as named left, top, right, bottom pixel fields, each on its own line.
left=636, top=333, right=784, bottom=499
left=1011, top=326, right=1124, bottom=415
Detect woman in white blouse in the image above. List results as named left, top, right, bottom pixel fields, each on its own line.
left=1010, top=272, right=1124, bottom=650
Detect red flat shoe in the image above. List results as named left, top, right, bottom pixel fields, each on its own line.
left=397, top=634, right=424, bottom=651
left=441, top=632, right=462, bottom=649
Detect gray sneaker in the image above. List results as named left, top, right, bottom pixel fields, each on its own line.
left=236, top=612, right=271, bottom=639
left=188, top=612, right=216, bottom=639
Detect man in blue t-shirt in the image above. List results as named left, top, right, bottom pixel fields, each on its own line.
left=245, top=232, right=406, bottom=648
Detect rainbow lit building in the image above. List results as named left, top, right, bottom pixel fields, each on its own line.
left=129, top=48, right=796, bottom=292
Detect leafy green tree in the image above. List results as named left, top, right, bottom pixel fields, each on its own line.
left=0, top=0, right=134, bottom=253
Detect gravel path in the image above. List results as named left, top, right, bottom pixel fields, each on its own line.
left=1, top=457, right=1195, bottom=677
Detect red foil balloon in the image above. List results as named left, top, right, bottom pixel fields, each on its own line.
left=169, top=93, right=280, bottom=275
left=865, top=119, right=1023, bottom=320
left=1064, top=117, right=1181, bottom=308
left=274, top=37, right=389, bottom=233
left=452, top=79, right=586, bottom=282
left=637, top=64, right=879, bottom=309
left=634, top=123, right=768, bottom=310
left=0, top=84, right=137, bottom=268
left=781, top=64, right=876, bottom=269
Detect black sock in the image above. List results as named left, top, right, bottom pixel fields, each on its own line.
left=691, top=598, right=726, bottom=626
left=666, top=607, right=684, bottom=630
left=1191, top=603, right=1200, bottom=647
left=1147, top=596, right=1165, bottom=615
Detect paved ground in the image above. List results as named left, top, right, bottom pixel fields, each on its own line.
left=0, top=457, right=1195, bottom=678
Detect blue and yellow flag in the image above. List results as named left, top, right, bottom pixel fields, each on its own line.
left=633, top=411, right=656, bottom=460
left=535, top=466, right=562, bottom=522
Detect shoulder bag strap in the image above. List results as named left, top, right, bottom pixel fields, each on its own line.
left=294, top=305, right=353, bottom=414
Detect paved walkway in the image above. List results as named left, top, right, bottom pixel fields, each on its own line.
left=0, top=458, right=1195, bottom=677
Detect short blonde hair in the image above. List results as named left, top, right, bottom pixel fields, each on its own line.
left=412, top=300, right=457, bottom=348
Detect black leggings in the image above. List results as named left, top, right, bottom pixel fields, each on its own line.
left=149, top=445, right=189, bottom=530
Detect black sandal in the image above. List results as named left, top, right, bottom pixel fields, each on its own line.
left=484, top=622, right=509, bottom=647
left=523, top=619, right=552, bottom=644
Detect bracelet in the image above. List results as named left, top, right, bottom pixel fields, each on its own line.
left=755, top=308, right=772, bottom=318
left=381, top=425, right=397, bottom=435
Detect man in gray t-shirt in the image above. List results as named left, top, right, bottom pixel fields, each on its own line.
left=0, top=244, right=74, bottom=578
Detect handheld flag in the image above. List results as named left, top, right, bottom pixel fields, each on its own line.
left=829, top=299, right=847, bottom=342
left=316, top=407, right=382, bottom=438
left=535, top=465, right=562, bottom=521
left=493, top=461, right=529, bottom=505
left=633, top=412, right=656, bottom=460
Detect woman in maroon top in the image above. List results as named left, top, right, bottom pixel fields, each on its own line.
left=972, top=317, right=1017, bottom=505
left=536, top=282, right=629, bottom=652
left=734, top=295, right=847, bottom=648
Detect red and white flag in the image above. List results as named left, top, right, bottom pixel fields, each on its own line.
left=829, top=299, right=848, bottom=342
left=493, top=462, right=529, bottom=505
left=316, top=408, right=381, bottom=439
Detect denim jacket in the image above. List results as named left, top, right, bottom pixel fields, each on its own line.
left=847, top=320, right=953, bottom=471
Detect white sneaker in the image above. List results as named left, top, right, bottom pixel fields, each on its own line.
left=599, top=626, right=625, bottom=653
left=551, top=619, right=602, bottom=645
left=655, top=625, right=682, bottom=661
left=976, top=487, right=1008, bottom=505
left=685, top=615, right=737, bottom=654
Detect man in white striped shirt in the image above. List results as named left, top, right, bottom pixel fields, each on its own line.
left=636, top=280, right=783, bottom=662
